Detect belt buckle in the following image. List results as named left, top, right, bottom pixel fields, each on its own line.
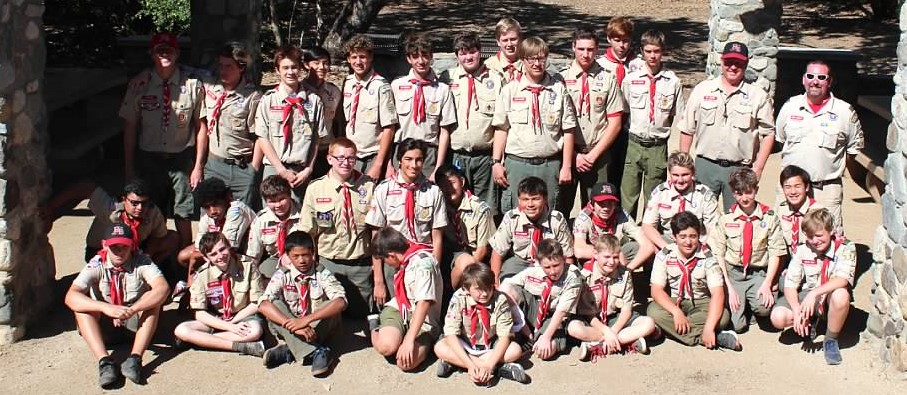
left=718, top=159, right=732, bottom=167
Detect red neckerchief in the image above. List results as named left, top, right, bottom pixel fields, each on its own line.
left=586, top=203, right=616, bottom=236
left=732, top=203, right=769, bottom=275
left=408, top=77, right=432, bottom=124
left=295, top=273, right=311, bottom=317
left=219, top=270, right=234, bottom=321
left=466, top=302, right=491, bottom=347
left=161, top=78, right=172, bottom=129
left=646, top=74, right=657, bottom=123
left=464, top=69, right=485, bottom=128
left=535, top=276, right=555, bottom=331
left=207, top=78, right=243, bottom=133
left=604, top=47, right=628, bottom=85
left=578, top=70, right=590, bottom=117
left=276, top=219, right=290, bottom=257
left=671, top=186, right=688, bottom=214
left=397, top=179, right=420, bottom=240
left=281, top=93, right=306, bottom=148
left=499, top=53, right=522, bottom=81
left=596, top=275, right=611, bottom=321
left=817, top=236, right=844, bottom=314
left=524, top=85, right=545, bottom=134
left=108, top=262, right=126, bottom=306
left=338, top=171, right=361, bottom=232
left=120, top=212, right=142, bottom=251
left=676, top=255, right=700, bottom=304
left=789, top=198, right=815, bottom=254
left=393, top=242, right=433, bottom=320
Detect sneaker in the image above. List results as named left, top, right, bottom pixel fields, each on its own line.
left=120, top=354, right=143, bottom=384
left=367, top=314, right=380, bottom=332
left=262, top=344, right=295, bottom=369
left=716, top=330, right=742, bottom=351
left=823, top=339, right=843, bottom=365
left=311, top=347, right=334, bottom=377
left=98, top=356, right=120, bottom=389
left=631, top=338, right=650, bottom=355
left=236, top=340, right=265, bottom=357
left=496, top=362, right=529, bottom=384
left=435, top=359, right=454, bottom=378
left=577, top=341, right=591, bottom=361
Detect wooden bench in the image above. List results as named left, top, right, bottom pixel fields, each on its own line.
left=856, top=94, right=892, bottom=202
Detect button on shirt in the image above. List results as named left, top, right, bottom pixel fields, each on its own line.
left=621, top=68, right=685, bottom=140
left=341, top=71, right=398, bottom=158
left=200, top=78, right=261, bottom=159
left=642, top=182, right=720, bottom=239
left=709, top=203, right=787, bottom=269
left=73, top=253, right=163, bottom=305
left=365, top=176, right=448, bottom=245
left=119, top=67, right=204, bottom=153
left=557, top=61, right=624, bottom=150
left=254, top=86, right=327, bottom=165
left=650, top=245, right=723, bottom=300
left=440, top=66, right=504, bottom=152
left=300, top=171, right=375, bottom=260
left=489, top=209, right=574, bottom=261
left=775, top=94, right=864, bottom=182
left=784, top=238, right=856, bottom=292
left=261, top=265, right=347, bottom=316
left=442, top=289, right=514, bottom=346
left=391, top=69, right=457, bottom=145
left=492, top=73, right=578, bottom=158
left=677, top=78, right=774, bottom=163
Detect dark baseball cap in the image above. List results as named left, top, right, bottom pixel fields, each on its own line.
left=150, top=32, right=179, bottom=50
left=103, top=223, right=134, bottom=248
left=591, top=182, right=619, bottom=202
left=721, top=41, right=748, bottom=62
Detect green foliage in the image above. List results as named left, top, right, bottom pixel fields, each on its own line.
left=136, top=0, right=191, bottom=34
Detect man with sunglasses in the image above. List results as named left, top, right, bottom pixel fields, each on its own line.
left=775, top=61, right=863, bottom=231
left=678, top=42, right=775, bottom=211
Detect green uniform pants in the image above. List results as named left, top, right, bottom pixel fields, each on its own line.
left=267, top=300, right=341, bottom=359
left=502, top=155, right=562, bottom=213
left=727, top=265, right=771, bottom=332
left=620, top=139, right=667, bottom=217
left=647, top=298, right=730, bottom=346
left=452, top=150, right=498, bottom=216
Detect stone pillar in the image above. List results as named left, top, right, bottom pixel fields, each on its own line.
left=707, top=0, right=782, bottom=95
left=869, top=2, right=907, bottom=372
left=190, top=0, right=263, bottom=82
left=0, top=0, right=56, bottom=344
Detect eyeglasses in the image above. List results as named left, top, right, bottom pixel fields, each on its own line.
left=127, top=199, right=154, bottom=207
left=523, top=56, right=548, bottom=64
left=804, top=73, right=829, bottom=81
left=330, top=155, right=356, bottom=163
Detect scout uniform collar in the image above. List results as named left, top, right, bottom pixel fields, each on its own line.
left=568, top=59, right=604, bottom=77
left=150, top=67, right=181, bottom=86
left=798, top=92, right=838, bottom=116
left=269, top=201, right=302, bottom=223
left=457, top=64, right=489, bottom=80
left=497, top=52, right=519, bottom=66
left=351, top=70, right=379, bottom=84
left=454, top=192, right=475, bottom=213
left=516, top=207, right=551, bottom=229
left=394, top=173, right=427, bottom=187
left=715, top=75, right=749, bottom=96
left=817, top=236, right=843, bottom=259
left=302, top=77, right=325, bottom=91
left=604, top=47, right=630, bottom=64
left=589, top=263, right=619, bottom=283
left=516, top=73, right=553, bottom=89
left=730, top=202, right=769, bottom=219
left=788, top=197, right=816, bottom=215
left=103, top=256, right=135, bottom=273
left=212, top=255, right=240, bottom=278
left=670, top=243, right=708, bottom=264
left=287, top=264, right=317, bottom=279
left=275, top=83, right=305, bottom=98
left=407, top=68, right=438, bottom=84
left=327, top=168, right=363, bottom=187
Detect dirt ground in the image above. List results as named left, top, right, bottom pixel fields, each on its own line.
left=1, top=0, right=903, bottom=393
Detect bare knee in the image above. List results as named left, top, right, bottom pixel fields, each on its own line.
left=770, top=308, right=792, bottom=329
left=829, top=288, right=851, bottom=308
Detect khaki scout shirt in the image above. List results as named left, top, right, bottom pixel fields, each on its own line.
left=73, top=253, right=163, bottom=305
left=190, top=255, right=262, bottom=317
left=196, top=200, right=257, bottom=250
left=261, top=264, right=346, bottom=317
left=200, top=78, right=261, bottom=159
left=489, top=208, right=574, bottom=261
left=784, top=238, right=856, bottom=292
left=86, top=187, right=169, bottom=250
left=572, top=206, right=641, bottom=245
left=557, top=61, right=624, bottom=150
left=246, top=203, right=304, bottom=260
left=484, top=53, right=524, bottom=83
left=776, top=94, right=864, bottom=182
left=342, top=71, right=398, bottom=158
left=440, top=66, right=504, bottom=152
left=443, top=289, right=513, bottom=345
left=365, top=175, right=448, bottom=244
left=595, top=52, right=645, bottom=84
left=576, top=265, right=634, bottom=317
left=120, top=67, right=204, bottom=153
left=650, top=244, right=723, bottom=300
left=303, top=80, right=342, bottom=148
left=492, top=74, right=578, bottom=158
left=384, top=250, right=444, bottom=332
left=710, top=203, right=787, bottom=269
left=443, top=194, right=495, bottom=253
left=254, top=85, right=327, bottom=165
left=502, top=264, right=583, bottom=315
left=300, top=171, right=375, bottom=260
left=391, top=70, right=457, bottom=145
left=775, top=199, right=824, bottom=251
left=678, top=78, right=775, bottom=164
left=642, top=182, right=720, bottom=239
left=622, top=68, right=685, bottom=141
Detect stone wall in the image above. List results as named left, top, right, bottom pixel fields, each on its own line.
left=190, top=0, right=263, bottom=81
left=869, top=2, right=907, bottom=372
left=706, top=0, right=781, bottom=95
left=0, top=0, right=55, bottom=344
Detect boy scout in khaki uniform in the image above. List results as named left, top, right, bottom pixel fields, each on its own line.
left=302, top=47, right=343, bottom=179
left=491, top=37, right=577, bottom=214
left=255, top=45, right=327, bottom=201
left=775, top=61, right=864, bottom=230
left=392, top=33, right=457, bottom=178
left=484, top=18, right=524, bottom=83
left=435, top=165, right=495, bottom=289
left=342, top=35, right=399, bottom=180
left=121, top=32, right=204, bottom=248
left=776, top=165, right=825, bottom=254
left=596, top=17, right=644, bottom=85
left=301, top=138, right=376, bottom=317
left=647, top=212, right=739, bottom=350
left=490, top=177, right=574, bottom=281
left=770, top=209, right=855, bottom=365
left=558, top=28, right=624, bottom=214
left=259, top=231, right=347, bottom=375
left=369, top=228, right=444, bottom=372
left=247, top=176, right=305, bottom=278
left=366, top=139, right=447, bottom=303
left=710, top=168, right=786, bottom=332
left=440, top=32, right=505, bottom=215
left=66, top=223, right=170, bottom=388
left=434, top=264, right=528, bottom=384
left=679, top=42, right=775, bottom=211
left=174, top=232, right=265, bottom=357
left=641, top=151, right=719, bottom=249
left=573, top=182, right=652, bottom=271
left=501, top=239, right=582, bottom=360
left=198, top=43, right=262, bottom=209
left=620, top=30, right=685, bottom=217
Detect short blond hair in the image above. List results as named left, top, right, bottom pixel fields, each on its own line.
left=801, top=209, right=834, bottom=236
left=594, top=234, right=621, bottom=254
left=519, top=36, right=548, bottom=60
left=495, top=17, right=522, bottom=39
left=667, top=151, right=695, bottom=172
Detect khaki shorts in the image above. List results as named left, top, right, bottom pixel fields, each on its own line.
left=378, top=306, right=439, bottom=346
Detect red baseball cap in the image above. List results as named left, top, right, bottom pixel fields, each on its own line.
left=591, top=182, right=619, bottom=203
left=721, top=41, right=749, bottom=62
left=102, top=223, right=135, bottom=248
left=150, top=32, right=179, bottom=50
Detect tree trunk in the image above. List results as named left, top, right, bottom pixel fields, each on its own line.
left=268, top=0, right=284, bottom=47
left=322, top=0, right=386, bottom=54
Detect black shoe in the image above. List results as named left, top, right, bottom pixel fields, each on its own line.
left=98, top=356, right=120, bottom=389
left=120, top=354, right=144, bottom=384
left=717, top=331, right=742, bottom=351
left=367, top=314, right=380, bottom=332
left=262, top=344, right=295, bottom=369
left=436, top=359, right=454, bottom=378
left=497, top=362, right=529, bottom=384
left=311, top=347, right=334, bottom=377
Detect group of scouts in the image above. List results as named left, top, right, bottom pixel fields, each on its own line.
left=51, top=14, right=864, bottom=389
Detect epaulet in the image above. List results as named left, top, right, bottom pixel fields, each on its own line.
left=377, top=178, right=395, bottom=187
left=659, top=246, right=671, bottom=255
left=550, top=73, right=566, bottom=83
left=550, top=210, right=565, bottom=221
left=256, top=207, right=271, bottom=216
left=694, top=183, right=710, bottom=193
left=133, top=253, right=155, bottom=267
left=195, top=262, right=212, bottom=274
left=261, top=88, right=278, bottom=97
left=654, top=183, right=669, bottom=192
left=86, top=255, right=103, bottom=268
left=661, top=69, right=679, bottom=79
left=473, top=199, right=490, bottom=214
left=505, top=209, right=520, bottom=220
left=311, top=173, right=329, bottom=183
